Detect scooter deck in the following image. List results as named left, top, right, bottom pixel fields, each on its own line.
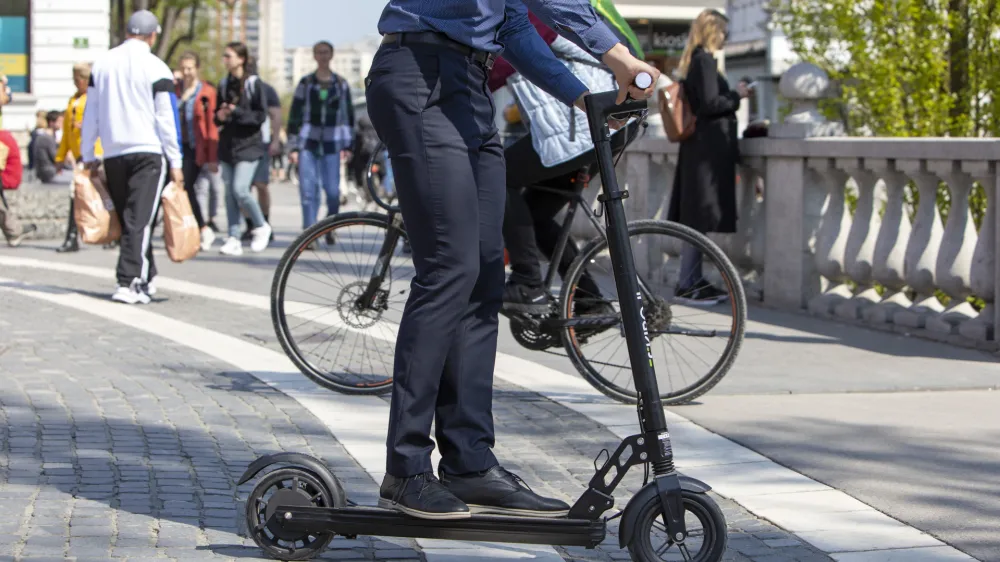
left=277, top=505, right=606, bottom=547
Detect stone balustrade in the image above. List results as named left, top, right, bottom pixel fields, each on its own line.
left=611, top=135, right=1000, bottom=350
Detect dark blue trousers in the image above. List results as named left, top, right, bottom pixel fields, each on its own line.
left=366, top=40, right=505, bottom=478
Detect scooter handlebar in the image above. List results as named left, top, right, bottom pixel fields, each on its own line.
left=583, top=73, right=653, bottom=132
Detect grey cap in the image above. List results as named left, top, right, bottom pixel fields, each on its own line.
left=127, top=10, right=161, bottom=36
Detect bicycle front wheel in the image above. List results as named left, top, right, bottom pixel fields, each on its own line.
left=559, top=220, right=746, bottom=405
left=271, top=212, right=413, bottom=394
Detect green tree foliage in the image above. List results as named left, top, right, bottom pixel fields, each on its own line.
left=111, top=0, right=224, bottom=65
left=770, top=0, right=1000, bottom=137
left=771, top=0, right=997, bottom=308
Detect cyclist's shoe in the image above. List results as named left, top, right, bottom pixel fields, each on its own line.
left=502, top=282, right=549, bottom=314
left=572, top=297, right=617, bottom=340
left=378, top=472, right=470, bottom=520
left=325, top=232, right=336, bottom=246
left=574, top=297, right=615, bottom=317
left=441, top=465, right=570, bottom=518
left=674, top=282, right=728, bottom=307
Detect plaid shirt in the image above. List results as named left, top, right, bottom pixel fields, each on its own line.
left=286, top=72, right=355, bottom=155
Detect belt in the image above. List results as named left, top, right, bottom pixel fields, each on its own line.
left=381, top=32, right=496, bottom=70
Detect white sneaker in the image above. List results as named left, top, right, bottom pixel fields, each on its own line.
left=220, top=237, right=244, bottom=256
left=111, top=282, right=151, bottom=305
left=250, top=223, right=272, bottom=253
left=146, top=280, right=157, bottom=296
left=200, top=227, right=216, bottom=251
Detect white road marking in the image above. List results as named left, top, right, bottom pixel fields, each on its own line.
left=0, top=256, right=976, bottom=560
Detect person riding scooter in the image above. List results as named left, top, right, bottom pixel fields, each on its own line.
left=366, top=0, right=659, bottom=521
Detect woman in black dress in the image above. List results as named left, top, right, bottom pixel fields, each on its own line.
left=669, top=9, right=750, bottom=306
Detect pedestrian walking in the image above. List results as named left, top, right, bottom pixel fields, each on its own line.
left=286, top=41, right=354, bottom=235
left=0, top=128, right=38, bottom=247
left=243, top=71, right=281, bottom=243
left=175, top=51, right=221, bottom=251
left=366, top=0, right=658, bottom=520
left=80, top=10, right=184, bottom=305
left=669, top=9, right=749, bottom=306
left=55, top=62, right=103, bottom=253
left=215, top=42, right=272, bottom=256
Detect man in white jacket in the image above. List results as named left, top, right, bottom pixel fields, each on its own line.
left=81, top=10, right=184, bottom=305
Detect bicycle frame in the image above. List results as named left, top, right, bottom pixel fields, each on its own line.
left=361, top=129, right=662, bottom=321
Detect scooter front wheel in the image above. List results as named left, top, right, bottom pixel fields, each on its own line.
left=627, top=490, right=727, bottom=562
left=246, top=467, right=337, bottom=560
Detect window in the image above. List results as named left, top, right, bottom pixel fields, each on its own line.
left=0, top=0, right=30, bottom=92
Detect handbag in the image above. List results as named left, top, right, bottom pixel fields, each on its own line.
left=160, top=181, right=200, bottom=263
left=660, top=81, right=696, bottom=142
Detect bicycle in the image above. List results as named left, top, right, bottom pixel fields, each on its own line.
left=271, top=118, right=746, bottom=405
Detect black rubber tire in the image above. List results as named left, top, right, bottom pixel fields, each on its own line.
left=271, top=212, right=404, bottom=395
left=246, top=467, right=337, bottom=560
left=559, top=219, right=746, bottom=405
left=627, top=490, right=728, bottom=562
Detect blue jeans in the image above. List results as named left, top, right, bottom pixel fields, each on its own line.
left=221, top=160, right=266, bottom=239
left=298, top=150, right=341, bottom=229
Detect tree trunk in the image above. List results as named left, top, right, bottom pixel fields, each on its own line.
left=948, top=0, right=970, bottom=136
left=155, top=6, right=181, bottom=59
left=113, top=0, right=127, bottom=46
left=163, top=3, right=202, bottom=63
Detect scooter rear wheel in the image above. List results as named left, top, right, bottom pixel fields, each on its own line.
left=246, top=467, right=337, bottom=560
left=627, top=490, right=727, bottom=561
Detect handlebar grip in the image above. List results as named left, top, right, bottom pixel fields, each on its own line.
left=634, top=72, right=652, bottom=90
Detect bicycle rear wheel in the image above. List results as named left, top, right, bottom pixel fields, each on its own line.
left=559, top=219, right=746, bottom=405
left=271, top=212, right=412, bottom=394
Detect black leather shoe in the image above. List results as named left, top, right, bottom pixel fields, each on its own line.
left=378, top=472, right=470, bottom=520
left=441, top=465, right=570, bottom=518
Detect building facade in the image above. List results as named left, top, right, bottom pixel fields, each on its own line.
left=0, top=0, right=110, bottom=135
left=617, top=0, right=726, bottom=77
left=210, top=0, right=285, bottom=89
left=284, top=37, right=379, bottom=96
left=724, top=0, right=798, bottom=124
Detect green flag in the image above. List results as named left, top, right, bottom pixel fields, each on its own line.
left=591, top=0, right=645, bottom=59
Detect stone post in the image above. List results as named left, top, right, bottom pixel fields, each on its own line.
left=763, top=62, right=845, bottom=310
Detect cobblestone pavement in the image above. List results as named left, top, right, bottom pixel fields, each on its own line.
left=2, top=264, right=835, bottom=561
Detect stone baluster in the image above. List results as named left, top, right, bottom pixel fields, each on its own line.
left=806, top=158, right=854, bottom=315
left=895, top=161, right=945, bottom=328
left=925, top=161, right=980, bottom=335
left=863, top=161, right=914, bottom=324
left=957, top=163, right=997, bottom=342
left=733, top=159, right=762, bottom=271
left=761, top=61, right=843, bottom=310
left=835, top=159, right=883, bottom=319
left=625, top=153, right=655, bottom=279
left=736, top=157, right=767, bottom=301
left=648, top=148, right=676, bottom=221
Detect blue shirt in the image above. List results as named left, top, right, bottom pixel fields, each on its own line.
left=181, top=81, right=202, bottom=149
left=378, top=0, right=621, bottom=106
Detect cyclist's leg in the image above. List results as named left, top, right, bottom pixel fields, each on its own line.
left=501, top=134, right=554, bottom=312
left=525, top=169, right=604, bottom=303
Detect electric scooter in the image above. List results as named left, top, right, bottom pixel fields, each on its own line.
left=237, top=74, right=730, bottom=562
